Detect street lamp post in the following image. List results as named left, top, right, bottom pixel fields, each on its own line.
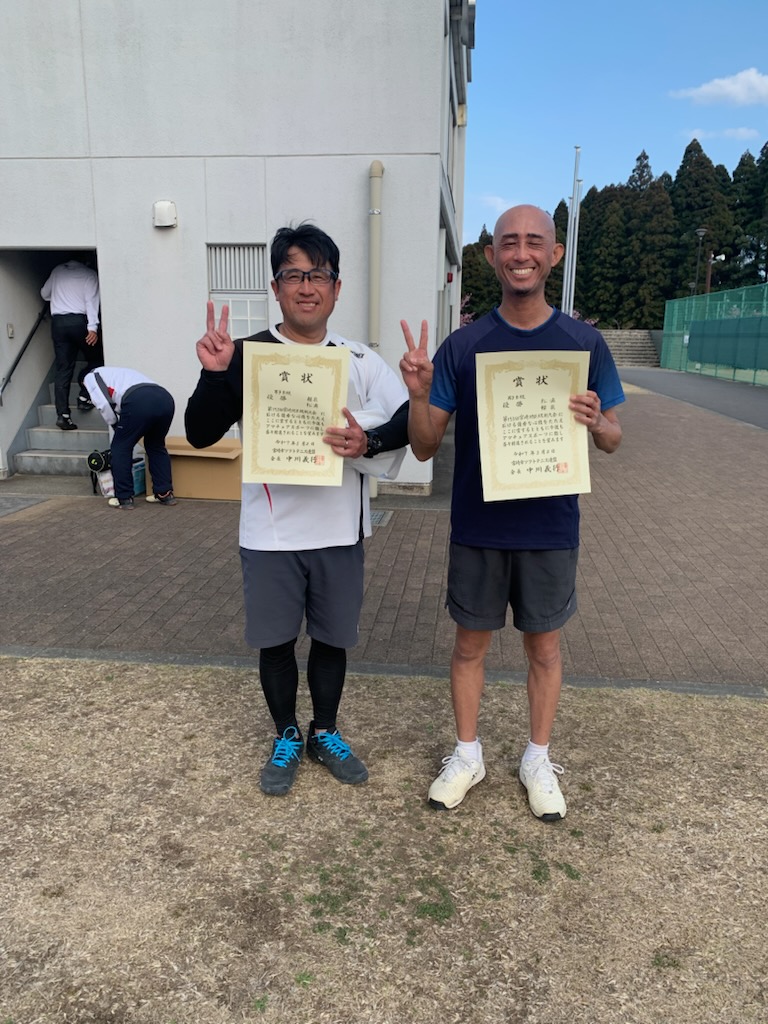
left=705, top=251, right=726, bottom=294
left=694, top=227, right=707, bottom=294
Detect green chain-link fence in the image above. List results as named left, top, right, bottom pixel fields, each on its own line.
left=661, top=283, right=768, bottom=386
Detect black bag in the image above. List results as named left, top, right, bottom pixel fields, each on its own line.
left=87, top=448, right=111, bottom=473
left=87, top=449, right=111, bottom=494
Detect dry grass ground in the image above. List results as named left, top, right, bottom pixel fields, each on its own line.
left=1, top=655, right=766, bottom=1024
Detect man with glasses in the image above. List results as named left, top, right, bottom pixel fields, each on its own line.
left=186, top=223, right=408, bottom=796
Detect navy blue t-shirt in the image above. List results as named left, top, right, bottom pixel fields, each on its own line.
left=430, top=308, right=625, bottom=550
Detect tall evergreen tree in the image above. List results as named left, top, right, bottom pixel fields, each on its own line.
left=460, top=225, right=500, bottom=320
left=622, top=180, right=678, bottom=326
left=548, top=199, right=568, bottom=308
left=574, top=186, right=626, bottom=325
left=730, top=150, right=763, bottom=286
left=622, top=154, right=664, bottom=325
left=753, top=142, right=768, bottom=282
left=571, top=186, right=600, bottom=319
left=627, top=150, right=654, bottom=191
left=671, top=139, right=735, bottom=296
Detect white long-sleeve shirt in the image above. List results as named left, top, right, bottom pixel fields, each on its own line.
left=83, top=366, right=155, bottom=427
left=41, top=261, right=100, bottom=331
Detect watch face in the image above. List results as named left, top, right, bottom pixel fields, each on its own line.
left=366, top=432, right=384, bottom=456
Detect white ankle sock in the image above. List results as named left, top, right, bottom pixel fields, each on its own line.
left=523, top=740, right=549, bottom=763
left=457, top=738, right=483, bottom=763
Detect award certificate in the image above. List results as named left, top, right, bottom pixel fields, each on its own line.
left=242, top=342, right=350, bottom=486
left=476, top=349, right=591, bottom=501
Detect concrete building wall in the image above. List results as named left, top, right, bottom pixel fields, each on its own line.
left=0, top=0, right=474, bottom=487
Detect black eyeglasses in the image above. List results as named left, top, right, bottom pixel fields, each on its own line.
left=275, top=268, right=339, bottom=286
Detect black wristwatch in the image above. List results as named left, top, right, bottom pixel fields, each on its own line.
left=363, top=430, right=384, bottom=459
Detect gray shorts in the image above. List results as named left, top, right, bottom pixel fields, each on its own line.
left=240, top=543, right=364, bottom=649
left=446, top=543, right=578, bottom=633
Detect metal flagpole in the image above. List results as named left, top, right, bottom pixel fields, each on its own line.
left=562, top=198, right=572, bottom=315
left=567, top=177, right=583, bottom=316
left=562, top=146, right=581, bottom=316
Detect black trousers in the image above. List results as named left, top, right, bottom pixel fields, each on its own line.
left=111, top=384, right=175, bottom=501
left=52, top=313, right=104, bottom=416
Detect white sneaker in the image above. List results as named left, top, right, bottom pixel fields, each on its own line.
left=519, top=755, right=566, bottom=821
left=428, top=745, right=486, bottom=810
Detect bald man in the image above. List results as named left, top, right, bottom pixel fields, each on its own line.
left=401, top=205, right=624, bottom=821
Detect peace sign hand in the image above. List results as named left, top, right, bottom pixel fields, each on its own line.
left=196, top=302, right=234, bottom=371
left=399, top=319, right=433, bottom=399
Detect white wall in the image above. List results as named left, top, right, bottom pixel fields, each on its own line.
left=90, top=157, right=211, bottom=406
left=1, top=1, right=445, bottom=159
left=0, top=162, right=97, bottom=247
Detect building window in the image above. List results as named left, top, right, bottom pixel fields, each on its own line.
left=207, top=244, right=268, bottom=338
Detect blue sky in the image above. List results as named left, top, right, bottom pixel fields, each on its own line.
left=462, top=0, right=768, bottom=243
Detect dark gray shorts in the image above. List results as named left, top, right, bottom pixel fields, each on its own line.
left=446, top=543, right=578, bottom=633
left=240, top=543, right=364, bottom=649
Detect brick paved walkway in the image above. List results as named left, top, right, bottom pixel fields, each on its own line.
left=1, top=380, right=767, bottom=694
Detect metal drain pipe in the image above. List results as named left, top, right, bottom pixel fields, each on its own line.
left=368, top=161, right=384, bottom=498
left=368, top=161, right=384, bottom=350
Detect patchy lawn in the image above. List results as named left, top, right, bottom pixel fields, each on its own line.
left=1, top=656, right=766, bottom=1024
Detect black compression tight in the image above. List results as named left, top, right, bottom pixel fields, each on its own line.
left=307, top=638, right=346, bottom=732
left=259, top=638, right=299, bottom=735
left=258, top=637, right=346, bottom=736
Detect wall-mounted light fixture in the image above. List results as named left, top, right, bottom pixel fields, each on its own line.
left=153, top=201, right=177, bottom=228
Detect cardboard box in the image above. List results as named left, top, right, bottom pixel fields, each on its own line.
left=146, top=435, right=242, bottom=501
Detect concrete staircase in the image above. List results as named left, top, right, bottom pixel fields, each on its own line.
left=600, top=329, right=659, bottom=367
left=13, top=381, right=109, bottom=476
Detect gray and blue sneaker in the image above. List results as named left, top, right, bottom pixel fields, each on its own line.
left=306, top=723, right=368, bottom=784
left=260, top=725, right=304, bottom=796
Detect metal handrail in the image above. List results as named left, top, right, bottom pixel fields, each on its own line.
left=0, top=305, right=48, bottom=406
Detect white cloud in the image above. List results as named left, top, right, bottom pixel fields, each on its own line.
left=723, top=127, right=761, bottom=140
left=480, top=194, right=515, bottom=215
left=686, top=126, right=760, bottom=142
left=671, top=68, right=768, bottom=106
